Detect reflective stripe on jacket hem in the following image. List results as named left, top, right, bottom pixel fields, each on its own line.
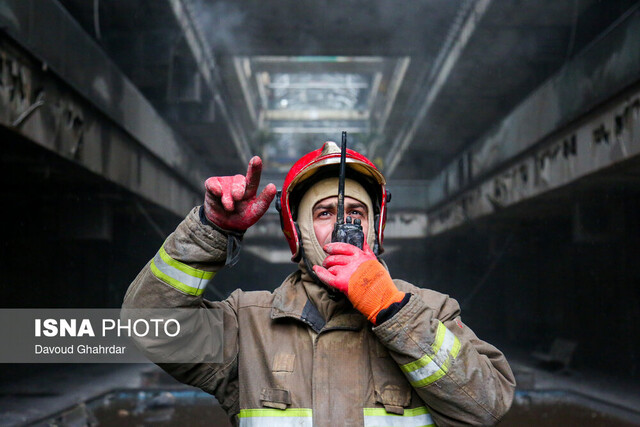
left=363, top=407, right=434, bottom=427
left=238, top=408, right=312, bottom=426
left=400, top=321, right=460, bottom=388
left=150, top=244, right=215, bottom=296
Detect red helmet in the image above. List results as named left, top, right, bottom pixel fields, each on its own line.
left=276, top=141, right=389, bottom=261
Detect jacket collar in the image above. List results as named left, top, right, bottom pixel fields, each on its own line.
left=270, top=270, right=308, bottom=321
left=271, top=270, right=366, bottom=333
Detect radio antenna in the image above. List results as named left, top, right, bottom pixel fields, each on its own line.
left=336, top=131, right=347, bottom=225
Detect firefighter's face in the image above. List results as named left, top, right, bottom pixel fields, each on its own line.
left=312, top=196, right=369, bottom=250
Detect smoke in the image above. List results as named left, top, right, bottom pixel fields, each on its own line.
left=190, top=0, right=248, bottom=53
left=187, top=0, right=456, bottom=57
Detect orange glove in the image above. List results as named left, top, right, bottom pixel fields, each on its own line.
left=204, top=156, right=276, bottom=232
left=313, top=242, right=406, bottom=324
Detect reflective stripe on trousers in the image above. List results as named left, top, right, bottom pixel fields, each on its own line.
left=400, top=321, right=460, bottom=388
left=237, top=407, right=433, bottom=426
left=364, top=407, right=434, bottom=427
left=238, top=408, right=312, bottom=427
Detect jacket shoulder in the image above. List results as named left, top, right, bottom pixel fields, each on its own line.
left=227, top=288, right=275, bottom=310
left=393, top=279, right=461, bottom=320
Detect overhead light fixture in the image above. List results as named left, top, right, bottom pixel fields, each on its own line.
left=233, top=55, right=409, bottom=171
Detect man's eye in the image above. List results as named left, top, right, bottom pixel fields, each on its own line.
left=349, top=210, right=364, bottom=217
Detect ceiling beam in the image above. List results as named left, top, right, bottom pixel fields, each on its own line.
left=0, top=37, right=200, bottom=217
left=427, top=81, right=640, bottom=236
left=166, top=0, right=252, bottom=164
left=384, top=0, right=492, bottom=177
left=426, top=5, right=640, bottom=213
left=0, top=0, right=210, bottom=194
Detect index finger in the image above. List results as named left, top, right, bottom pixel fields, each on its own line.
left=244, top=156, right=263, bottom=199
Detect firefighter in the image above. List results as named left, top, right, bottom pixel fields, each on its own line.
left=123, top=141, right=515, bottom=426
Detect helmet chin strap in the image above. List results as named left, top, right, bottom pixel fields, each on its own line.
left=295, top=223, right=344, bottom=301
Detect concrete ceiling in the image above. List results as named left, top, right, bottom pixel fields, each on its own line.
left=58, top=0, right=639, bottom=182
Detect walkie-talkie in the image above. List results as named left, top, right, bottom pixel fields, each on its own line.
left=331, top=131, right=365, bottom=249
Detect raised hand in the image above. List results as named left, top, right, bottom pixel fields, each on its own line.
left=204, top=156, right=276, bottom=232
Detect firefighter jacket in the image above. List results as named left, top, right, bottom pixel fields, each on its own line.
left=123, top=207, right=516, bottom=426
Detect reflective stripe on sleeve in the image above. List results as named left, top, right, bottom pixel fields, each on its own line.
left=149, top=244, right=215, bottom=296
left=238, top=408, right=313, bottom=427
left=363, top=407, right=434, bottom=427
left=400, top=321, right=461, bottom=388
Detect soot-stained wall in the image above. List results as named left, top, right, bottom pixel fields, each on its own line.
left=421, top=194, right=640, bottom=381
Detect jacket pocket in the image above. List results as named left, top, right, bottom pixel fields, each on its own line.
left=369, top=336, right=412, bottom=414
left=272, top=352, right=295, bottom=373
left=260, top=387, right=291, bottom=410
